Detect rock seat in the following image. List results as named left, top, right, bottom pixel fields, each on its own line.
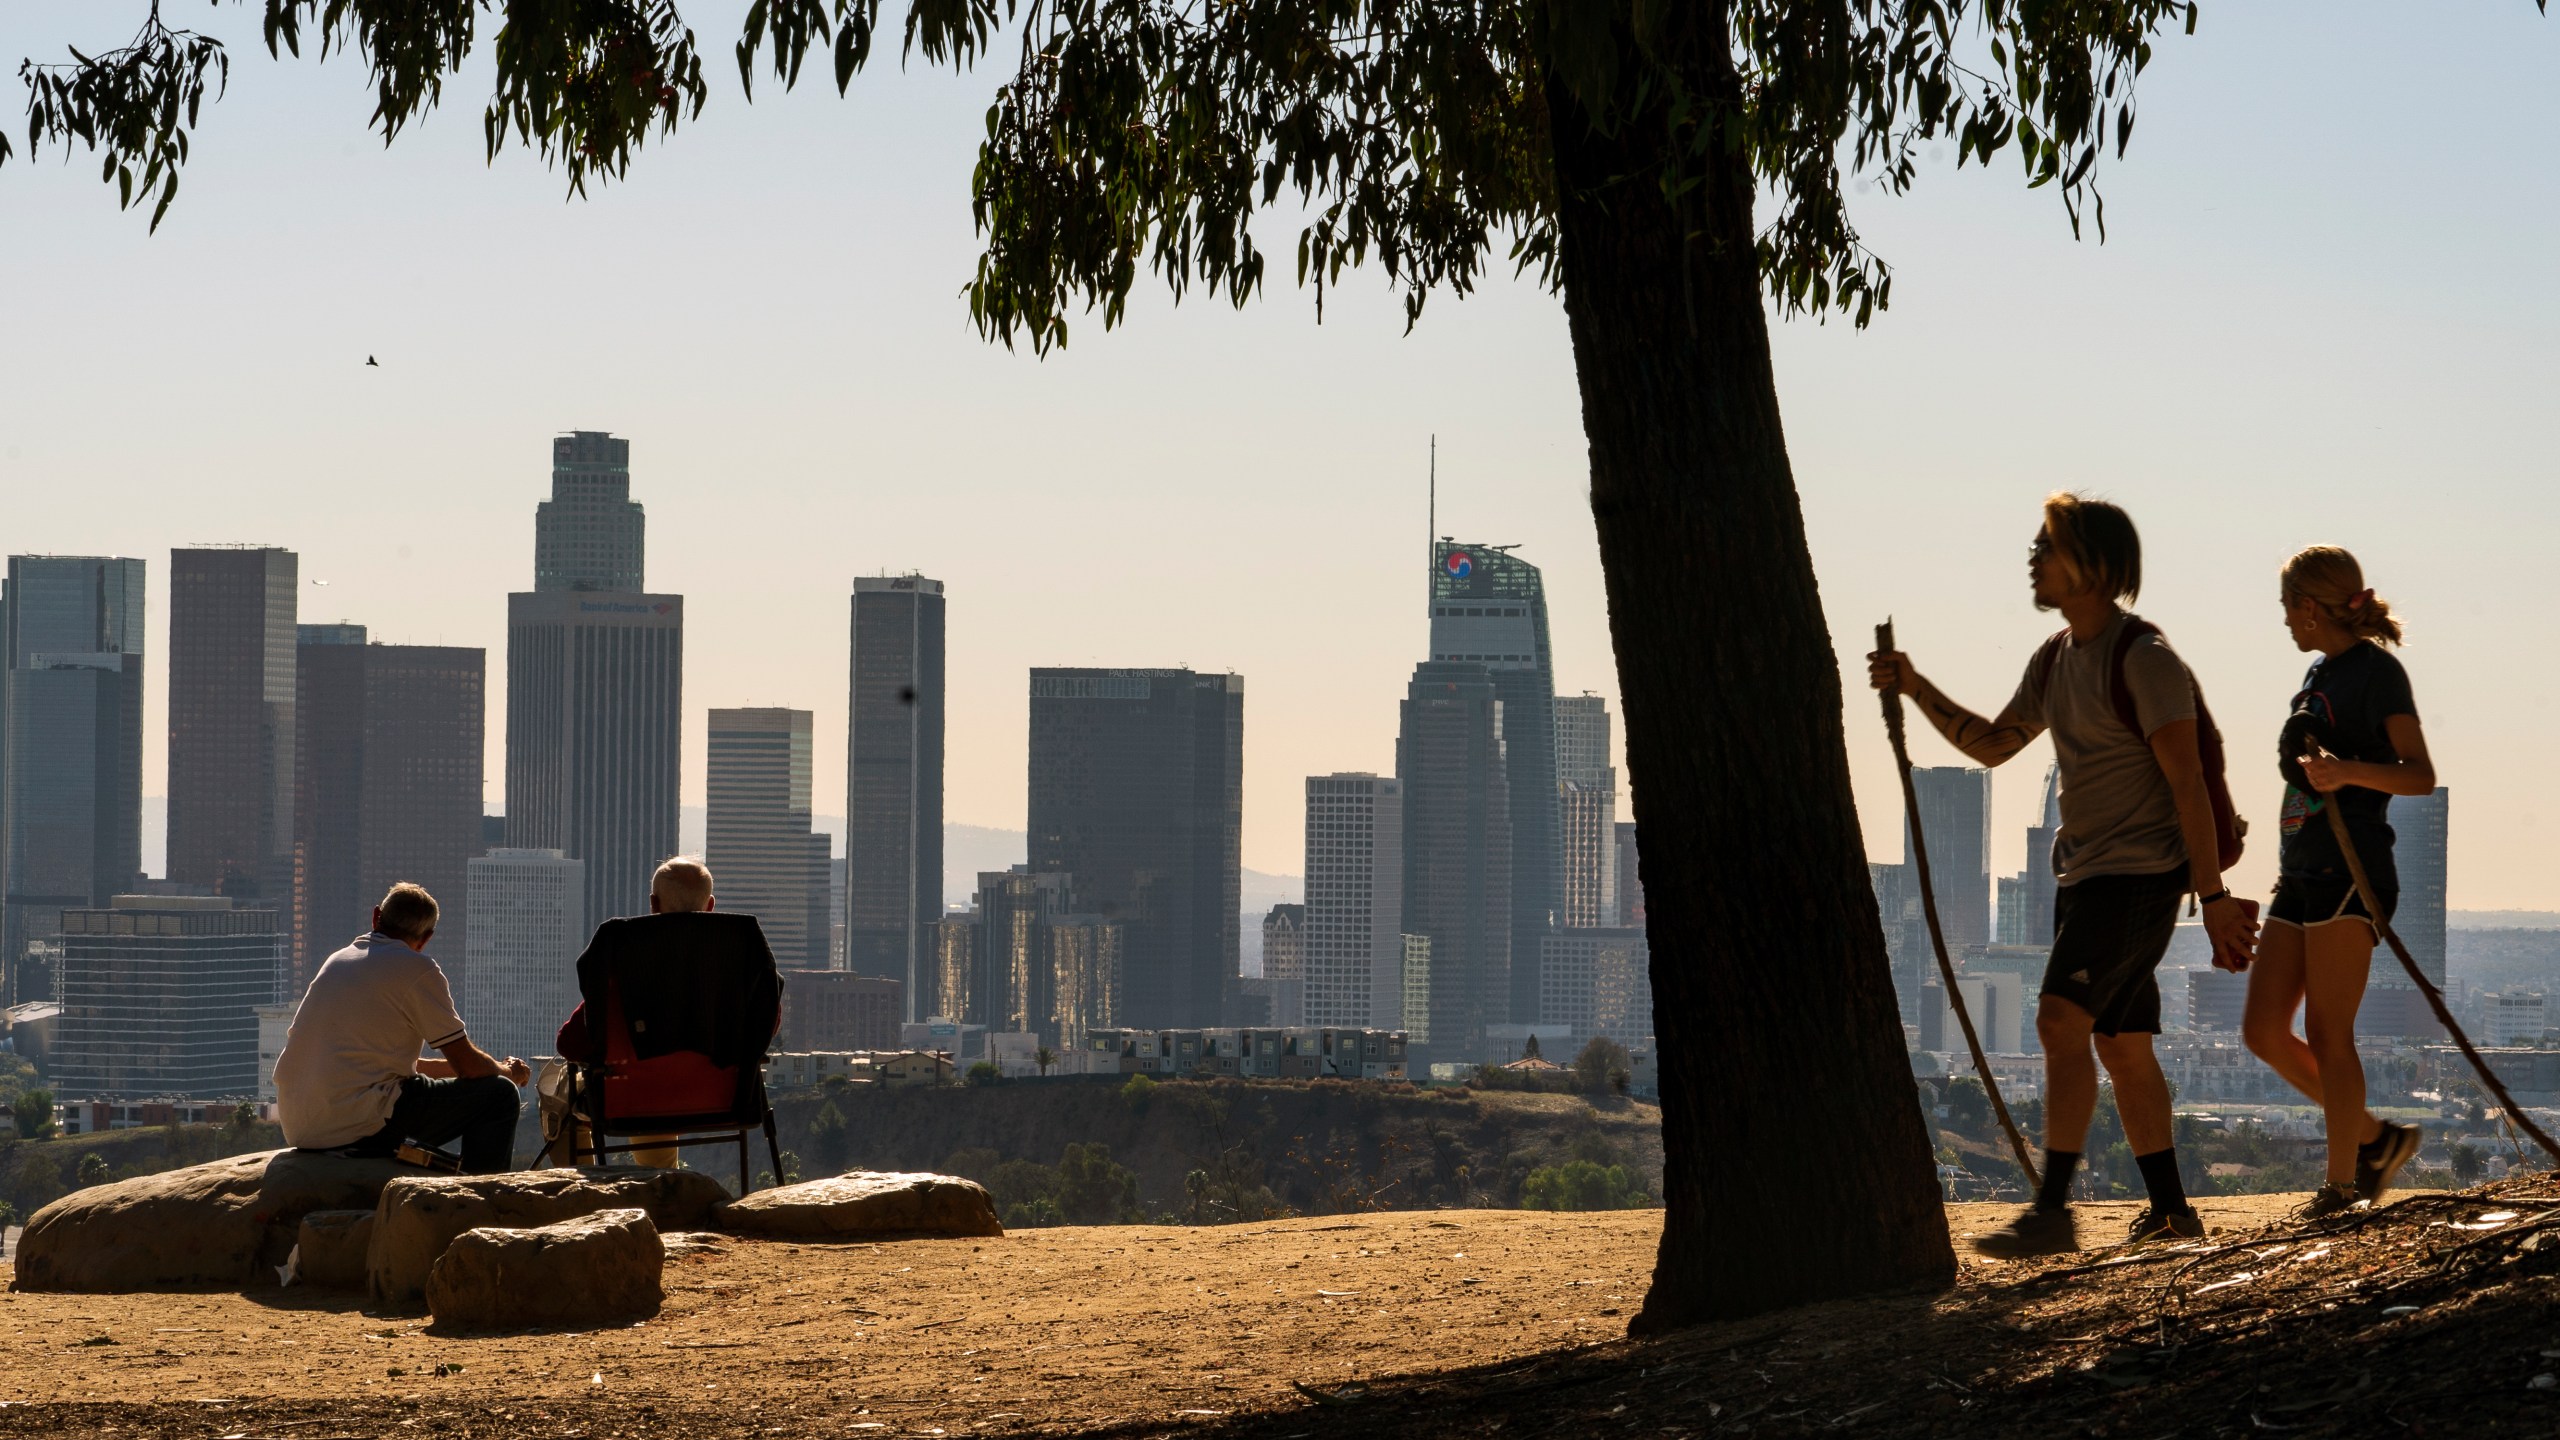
left=425, top=1208, right=664, bottom=1330
left=11, top=1148, right=409, bottom=1293
left=717, top=1171, right=1003, bottom=1240
left=367, top=1166, right=729, bottom=1305
left=294, top=1209, right=375, bottom=1290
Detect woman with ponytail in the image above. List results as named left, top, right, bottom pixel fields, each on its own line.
left=2241, top=546, right=2436, bottom=1218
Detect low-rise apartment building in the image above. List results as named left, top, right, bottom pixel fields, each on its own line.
left=1083, top=1026, right=1410, bottom=1081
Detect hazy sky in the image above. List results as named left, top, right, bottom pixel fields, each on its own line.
left=4, top=4, right=2555, bottom=907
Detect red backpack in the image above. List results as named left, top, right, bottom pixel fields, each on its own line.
left=2034, top=617, right=2247, bottom=871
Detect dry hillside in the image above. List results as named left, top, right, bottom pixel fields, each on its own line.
left=768, top=1078, right=1665, bottom=1216
left=11, top=1186, right=2558, bottom=1437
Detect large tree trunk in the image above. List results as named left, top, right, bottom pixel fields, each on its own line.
left=1543, top=7, right=1956, bottom=1330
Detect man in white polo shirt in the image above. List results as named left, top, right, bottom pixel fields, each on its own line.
left=274, top=882, right=530, bottom=1173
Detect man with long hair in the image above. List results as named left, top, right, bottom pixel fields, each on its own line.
left=1870, top=494, right=2257, bottom=1254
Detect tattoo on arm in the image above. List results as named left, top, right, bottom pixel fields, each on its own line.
left=1920, top=695, right=2029, bottom=765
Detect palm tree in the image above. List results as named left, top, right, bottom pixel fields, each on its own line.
left=1033, top=1046, right=1057, bottom=1077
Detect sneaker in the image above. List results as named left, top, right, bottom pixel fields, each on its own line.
left=2296, top=1182, right=2361, bottom=1221
left=2125, top=1207, right=2206, bottom=1245
left=2355, top=1121, right=2422, bottom=1204
left=1970, top=1206, right=2081, bottom=1259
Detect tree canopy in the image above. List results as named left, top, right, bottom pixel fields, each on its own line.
left=15, top=1, right=2214, bottom=338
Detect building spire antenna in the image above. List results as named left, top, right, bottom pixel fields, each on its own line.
left=1427, top=434, right=1436, bottom=599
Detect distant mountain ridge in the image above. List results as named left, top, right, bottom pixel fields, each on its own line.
left=678, top=810, right=1299, bottom=914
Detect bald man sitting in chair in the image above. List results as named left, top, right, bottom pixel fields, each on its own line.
left=546, top=857, right=783, bottom=1167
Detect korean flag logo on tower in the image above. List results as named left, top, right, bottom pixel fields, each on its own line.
left=1443, top=550, right=1473, bottom=580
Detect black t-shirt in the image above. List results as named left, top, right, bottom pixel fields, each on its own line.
left=2278, top=641, right=2417, bottom=882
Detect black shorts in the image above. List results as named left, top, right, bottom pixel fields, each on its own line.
left=2041, top=867, right=2186, bottom=1037
left=2269, top=873, right=2397, bottom=935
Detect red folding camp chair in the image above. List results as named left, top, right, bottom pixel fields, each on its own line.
left=564, top=975, right=783, bottom=1194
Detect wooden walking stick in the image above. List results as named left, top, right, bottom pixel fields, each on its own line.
left=2323, top=801, right=2559, bottom=1167
left=1877, top=621, right=2042, bottom=1191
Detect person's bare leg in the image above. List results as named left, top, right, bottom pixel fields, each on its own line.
left=2302, top=921, right=2381, bottom=1186
left=2094, top=1031, right=2174, bottom=1155
left=2243, top=923, right=2326, bottom=1103
left=2039, top=996, right=2100, bottom=1153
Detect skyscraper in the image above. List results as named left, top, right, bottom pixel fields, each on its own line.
left=463, top=848, right=585, bottom=1062
left=1428, top=542, right=1559, bottom=1023
left=2364, top=786, right=2451, bottom=1038
left=1027, top=667, right=1243, bottom=1029
left=505, top=592, right=682, bottom=928
left=1554, top=693, right=1618, bottom=928
left=167, top=546, right=297, bottom=908
left=960, top=867, right=1124, bottom=1047
left=1397, top=661, right=1511, bottom=1061
left=971, top=867, right=1068, bottom=1035
left=1906, top=766, right=1993, bottom=950
left=845, top=575, right=945, bottom=1009
left=1539, top=927, right=1653, bottom=1043
left=2395, top=786, right=2450, bottom=987
left=535, top=431, right=645, bottom=593
left=707, top=707, right=829, bottom=969
left=52, top=895, right=280, bottom=1097
left=1, top=556, right=147, bottom=1004
left=1614, top=822, right=1644, bottom=928
left=292, top=628, right=485, bottom=995
left=1304, top=773, right=1406, bottom=1030
left=929, top=909, right=978, bottom=1022
left=1261, top=901, right=1307, bottom=1026
left=1871, top=861, right=1927, bottom=1018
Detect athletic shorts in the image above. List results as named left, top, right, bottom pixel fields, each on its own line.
left=2269, top=873, right=2397, bottom=936
left=2041, top=867, right=2186, bottom=1038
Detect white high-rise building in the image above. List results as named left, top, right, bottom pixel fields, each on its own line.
left=2486, top=991, right=2547, bottom=1048
left=1540, top=928, right=1652, bottom=1044
left=708, top=707, right=828, bottom=968
left=464, top=848, right=586, bottom=1062
left=1555, top=692, right=1618, bottom=928
left=1304, top=773, right=1405, bottom=1029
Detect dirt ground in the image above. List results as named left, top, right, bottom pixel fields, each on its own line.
left=0, top=1208, right=1662, bottom=1423
left=0, top=1183, right=2324, bottom=1424
left=4, top=1189, right=2554, bottom=1438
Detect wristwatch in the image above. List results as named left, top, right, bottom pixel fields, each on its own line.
left=2198, top=888, right=2234, bottom=907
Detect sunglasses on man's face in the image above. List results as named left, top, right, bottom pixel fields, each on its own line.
left=2029, top=536, right=2056, bottom=561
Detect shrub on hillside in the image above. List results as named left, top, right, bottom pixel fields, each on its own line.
left=1520, top=1159, right=1652, bottom=1211
left=12, top=1089, right=54, bottom=1141
left=1004, top=1195, right=1065, bottom=1228
left=1571, top=1036, right=1632, bottom=1095
left=1056, top=1142, right=1142, bottom=1223
left=1119, top=1073, right=1158, bottom=1110
left=807, top=1100, right=851, bottom=1172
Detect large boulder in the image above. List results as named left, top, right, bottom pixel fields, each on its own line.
left=718, top=1171, right=1003, bottom=1240
left=295, top=1209, right=375, bottom=1290
left=368, top=1167, right=727, bottom=1305
left=424, top=1208, right=664, bottom=1330
left=12, top=1149, right=409, bottom=1293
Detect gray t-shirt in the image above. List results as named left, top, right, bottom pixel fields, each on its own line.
left=2005, top=610, right=2197, bottom=886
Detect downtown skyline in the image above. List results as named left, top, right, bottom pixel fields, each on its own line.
left=3, top=5, right=2553, bottom=909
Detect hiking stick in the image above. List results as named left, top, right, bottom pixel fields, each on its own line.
left=2322, top=802, right=2559, bottom=1167
left=1877, top=621, right=2041, bottom=1191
